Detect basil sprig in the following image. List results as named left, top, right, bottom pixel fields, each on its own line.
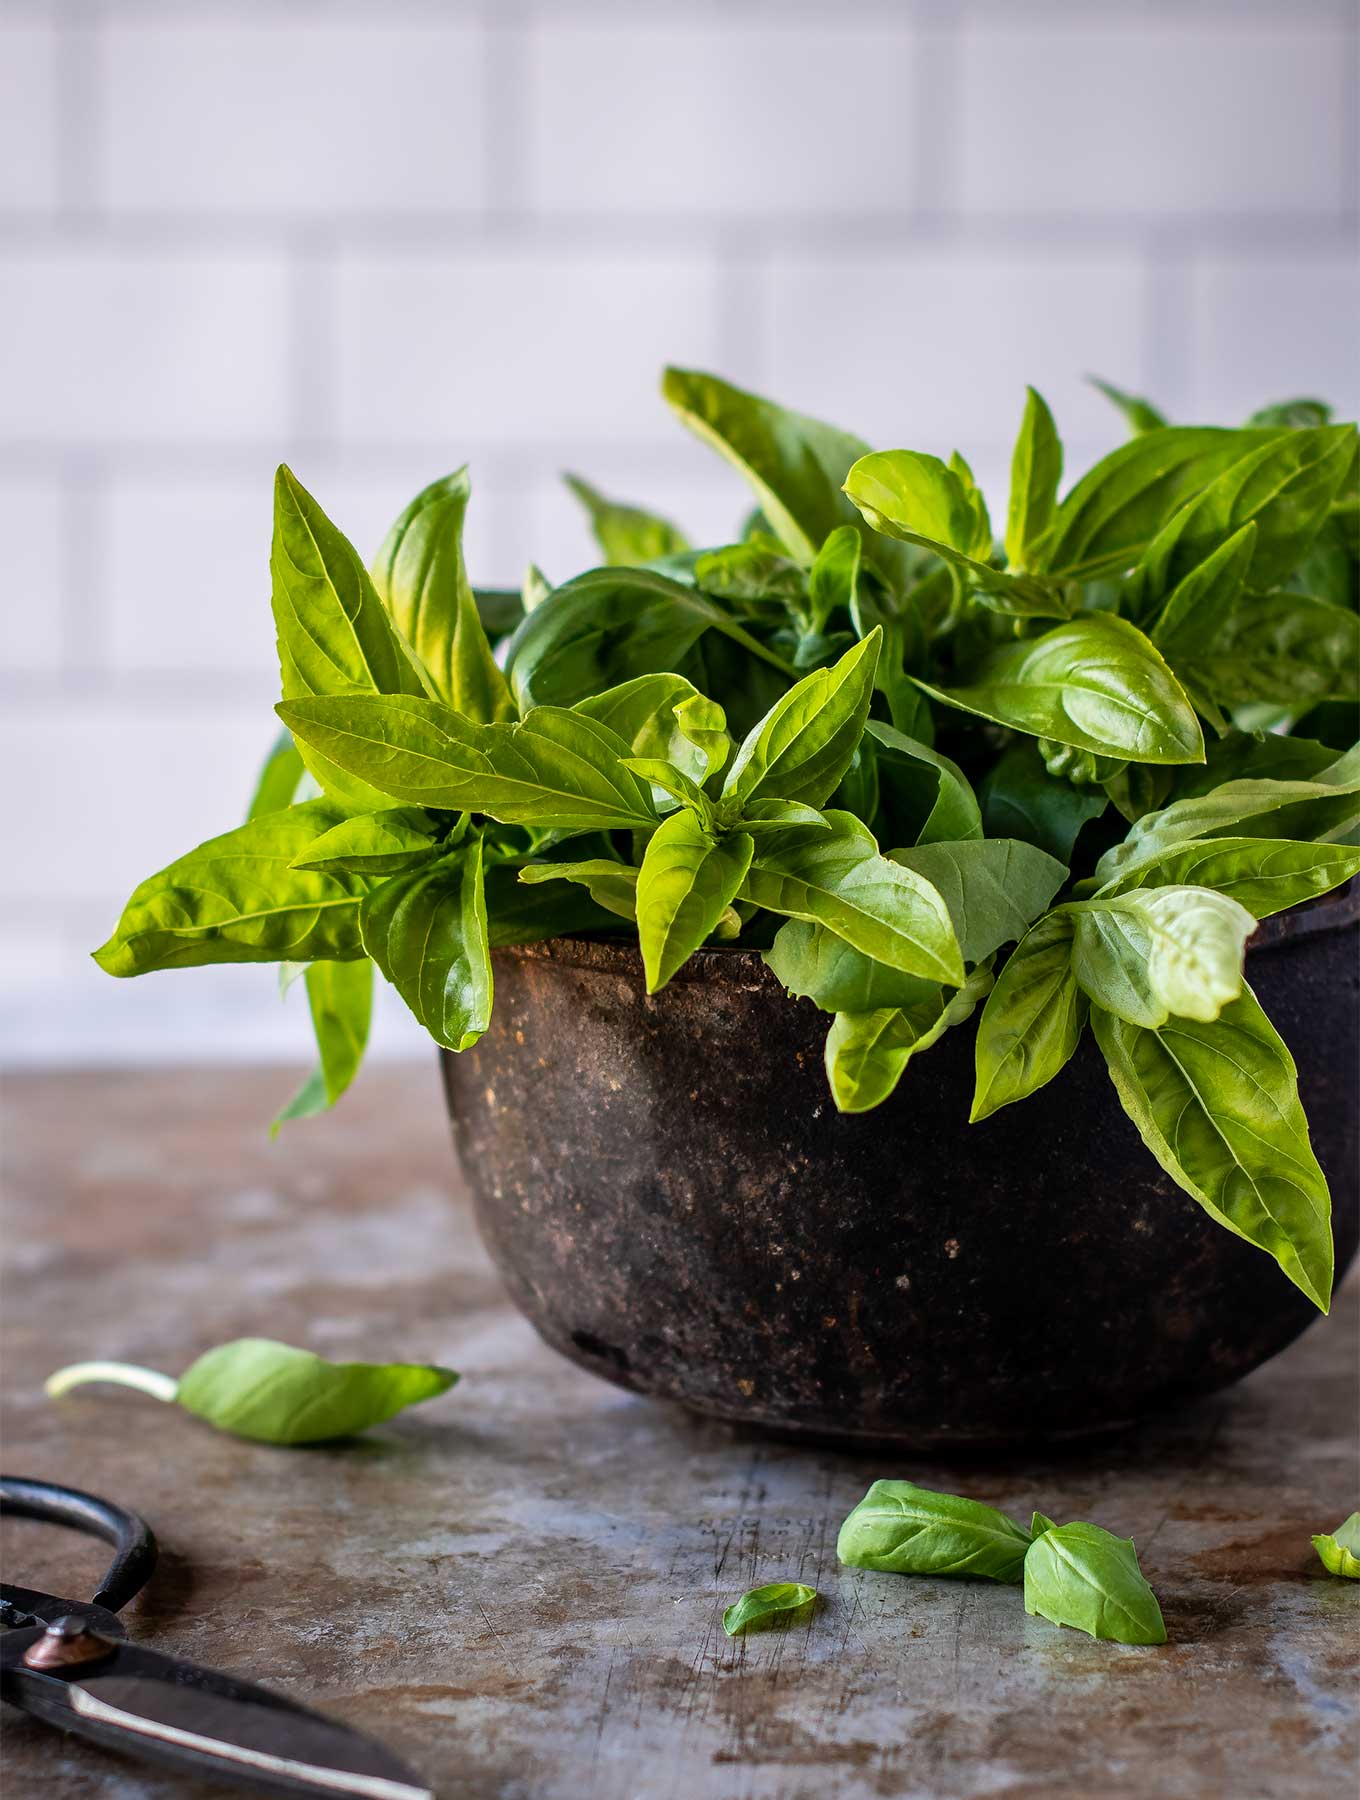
left=45, top=1339, right=457, bottom=1445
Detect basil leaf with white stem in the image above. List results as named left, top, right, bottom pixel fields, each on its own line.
left=636, top=810, right=754, bottom=989
left=278, top=696, right=658, bottom=832
left=1024, top=1521, right=1166, bottom=1644
left=915, top=615, right=1204, bottom=765
left=741, top=812, right=964, bottom=986
left=272, top=957, right=373, bottom=1134
left=722, top=1583, right=817, bottom=1637
left=891, top=840, right=1067, bottom=964
left=93, top=800, right=371, bottom=976
left=518, top=859, right=639, bottom=923
left=971, top=911, right=1086, bottom=1122
left=1091, top=990, right=1332, bottom=1311
left=1094, top=836, right=1360, bottom=919
left=563, top=473, right=689, bottom=567
left=867, top=721, right=983, bottom=846
left=1088, top=376, right=1168, bottom=437
left=47, top=1340, right=457, bottom=1445
left=1069, top=887, right=1255, bottom=1029
left=837, top=1481, right=1032, bottom=1583
left=764, top=919, right=939, bottom=1015
left=1006, top=386, right=1063, bottom=571
left=1312, top=1514, right=1360, bottom=1579
left=271, top=467, right=430, bottom=808
left=360, top=840, right=492, bottom=1054
left=290, top=806, right=444, bottom=876
left=825, top=964, right=993, bottom=1113
left=722, top=631, right=880, bottom=812
left=371, top=469, right=516, bottom=724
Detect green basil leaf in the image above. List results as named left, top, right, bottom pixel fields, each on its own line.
left=916, top=615, right=1204, bottom=765
left=971, top=911, right=1086, bottom=1122
left=46, top=1338, right=457, bottom=1445
left=837, top=1480, right=1031, bottom=1583
left=825, top=964, right=993, bottom=1113
left=742, top=811, right=965, bottom=986
left=485, top=861, right=617, bottom=945
left=1032, top=1511, right=1058, bottom=1536
left=474, top=586, right=526, bottom=639
left=1173, top=728, right=1341, bottom=798
left=1006, top=386, right=1063, bottom=571
left=576, top=673, right=722, bottom=787
left=722, top=631, right=880, bottom=812
left=764, top=919, right=939, bottom=1014
left=93, top=800, right=370, bottom=976
left=1088, top=376, right=1168, bottom=437
left=621, top=756, right=717, bottom=824
left=950, top=450, right=995, bottom=558
left=1023, top=1521, right=1166, bottom=1644
left=891, top=839, right=1068, bottom=964
left=361, top=840, right=491, bottom=1053
left=808, top=525, right=862, bottom=633
left=272, top=958, right=373, bottom=1134
left=246, top=728, right=307, bottom=821
left=722, top=1582, right=817, bottom=1636
left=271, top=467, right=430, bottom=808
left=371, top=469, right=516, bottom=725
left=563, top=473, right=689, bottom=566
left=694, top=538, right=808, bottom=603
left=979, top=741, right=1109, bottom=863
left=1094, top=836, right=1360, bottom=919
left=866, top=721, right=982, bottom=846
left=290, top=806, right=444, bottom=876
left=737, top=799, right=833, bottom=835
left=1170, top=591, right=1360, bottom=710
left=1042, top=426, right=1280, bottom=580
left=1091, top=986, right=1332, bottom=1311
left=1069, top=886, right=1255, bottom=1028
left=637, top=810, right=754, bottom=990
left=518, top=858, right=639, bottom=924
left=277, top=696, right=658, bottom=832
left=1150, top=520, right=1256, bottom=651
left=1312, top=1513, right=1360, bottom=1579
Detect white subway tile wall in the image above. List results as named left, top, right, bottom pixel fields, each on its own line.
left=1, top=0, right=1356, bottom=1068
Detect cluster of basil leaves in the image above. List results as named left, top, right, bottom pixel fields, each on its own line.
left=95, top=369, right=1360, bottom=1313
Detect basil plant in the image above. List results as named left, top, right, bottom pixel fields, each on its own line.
left=97, top=369, right=1359, bottom=1312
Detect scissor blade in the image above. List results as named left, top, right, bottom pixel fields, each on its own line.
left=50, top=1644, right=432, bottom=1800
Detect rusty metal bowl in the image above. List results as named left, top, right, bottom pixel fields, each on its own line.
left=442, top=889, right=1358, bottom=1449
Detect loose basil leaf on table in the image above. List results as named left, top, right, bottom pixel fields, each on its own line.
left=722, top=1582, right=817, bottom=1637
left=1092, top=989, right=1333, bottom=1311
left=824, top=964, right=993, bottom=1113
left=837, top=1481, right=1032, bottom=1583
left=273, top=957, right=373, bottom=1134
left=45, top=1339, right=457, bottom=1445
left=1023, top=1520, right=1166, bottom=1645
left=563, top=473, right=690, bottom=567
left=971, top=911, right=1087, bottom=1122
left=1312, top=1513, right=1360, bottom=1579
left=360, top=839, right=493, bottom=1054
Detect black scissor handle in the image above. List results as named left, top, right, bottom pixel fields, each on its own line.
left=0, top=1476, right=157, bottom=1613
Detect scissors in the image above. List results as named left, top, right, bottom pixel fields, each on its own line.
left=1, top=1475, right=433, bottom=1799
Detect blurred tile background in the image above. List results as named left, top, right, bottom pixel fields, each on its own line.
left=1, top=0, right=1357, bottom=1066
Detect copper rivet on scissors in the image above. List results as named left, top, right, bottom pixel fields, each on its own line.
left=22, top=1616, right=117, bottom=1672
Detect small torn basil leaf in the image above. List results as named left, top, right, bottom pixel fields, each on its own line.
left=837, top=1480, right=1032, bottom=1583
left=1023, top=1519, right=1167, bottom=1644
left=45, top=1339, right=458, bottom=1445
left=722, top=1582, right=817, bottom=1637
left=1312, top=1513, right=1360, bottom=1579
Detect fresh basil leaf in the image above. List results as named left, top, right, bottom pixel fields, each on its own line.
left=45, top=1338, right=457, bottom=1445
left=1150, top=520, right=1256, bottom=652
left=1312, top=1513, right=1360, bottom=1579
left=1170, top=591, right=1359, bottom=710
left=892, top=839, right=1068, bottom=964
left=290, top=806, right=444, bottom=876
left=271, top=467, right=430, bottom=807
left=1023, top=1520, right=1166, bottom=1645
left=950, top=450, right=994, bottom=557
left=521, top=564, right=553, bottom=613
left=837, top=1480, right=1031, bottom=1583
left=1042, top=427, right=1279, bottom=580
left=917, top=615, right=1204, bottom=765
left=674, top=692, right=732, bottom=787
left=278, top=695, right=658, bottom=832
left=825, top=964, right=993, bottom=1113
left=867, top=721, right=982, bottom=846
left=808, top=526, right=862, bottom=634
left=694, top=538, right=808, bottom=603
left=576, top=673, right=721, bottom=787
left=93, top=801, right=370, bottom=976
left=764, top=919, right=939, bottom=1014
left=1170, top=729, right=1343, bottom=798
left=272, top=958, right=373, bottom=1133
left=722, top=631, right=880, bottom=812
left=1069, top=886, right=1255, bottom=1028
left=246, top=728, right=307, bottom=822
left=1088, top=376, right=1168, bottom=436
left=1092, top=987, right=1333, bottom=1311
left=637, top=810, right=754, bottom=990
left=621, top=756, right=717, bottom=825
left=722, top=1582, right=817, bottom=1636
left=1095, top=836, right=1360, bottom=918
left=980, top=741, right=1109, bottom=862
left=484, top=861, right=617, bottom=945
left=1248, top=398, right=1332, bottom=430
left=563, top=474, right=689, bottom=566
left=1006, top=386, right=1063, bottom=571
left=971, top=911, right=1086, bottom=1121
left=371, top=469, right=516, bottom=725
left=738, top=799, right=833, bottom=835
left=742, top=811, right=965, bottom=986
left=518, top=858, right=639, bottom=923
left=1031, top=1511, right=1058, bottom=1536
left=361, top=840, right=491, bottom=1053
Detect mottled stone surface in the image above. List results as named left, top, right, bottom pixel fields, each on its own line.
left=2, top=1065, right=1356, bottom=1800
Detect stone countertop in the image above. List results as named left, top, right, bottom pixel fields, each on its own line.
left=1, top=1065, right=1355, bottom=1800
